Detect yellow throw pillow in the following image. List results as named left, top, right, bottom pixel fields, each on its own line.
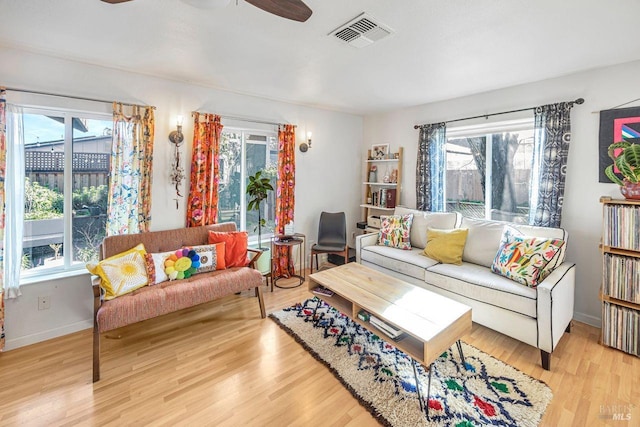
left=86, top=243, right=149, bottom=300
left=422, top=228, right=469, bottom=265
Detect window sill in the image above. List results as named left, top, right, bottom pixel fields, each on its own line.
left=20, top=268, right=89, bottom=286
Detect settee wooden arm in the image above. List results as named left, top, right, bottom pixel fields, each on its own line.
left=247, top=248, right=262, bottom=269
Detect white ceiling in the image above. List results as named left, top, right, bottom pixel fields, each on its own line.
left=2, top=0, right=640, bottom=115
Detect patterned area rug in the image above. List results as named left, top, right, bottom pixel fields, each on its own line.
left=270, top=297, right=552, bottom=427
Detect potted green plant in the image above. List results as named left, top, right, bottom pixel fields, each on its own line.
left=246, top=170, right=274, bottom=273
left=605, top=141, right=640, bottom=199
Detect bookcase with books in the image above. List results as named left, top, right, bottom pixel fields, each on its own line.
left=361, top=147, right=403, bottom=233
left=600, top=196, right=640, bottom=357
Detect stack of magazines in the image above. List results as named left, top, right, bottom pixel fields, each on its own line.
left=369, top=315, right=404, bottom=339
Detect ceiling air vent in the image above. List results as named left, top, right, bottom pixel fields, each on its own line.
left=329, top=13, right=394, bottom=48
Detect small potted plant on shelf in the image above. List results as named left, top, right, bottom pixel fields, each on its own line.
left=246, top=170, right=274, bottom=273
left=605, top=141, right=640, bottom=200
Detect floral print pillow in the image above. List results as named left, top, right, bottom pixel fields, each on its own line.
left=491, top=237, right=565, bottom=287
left=377, top=214, right=414, bottom=250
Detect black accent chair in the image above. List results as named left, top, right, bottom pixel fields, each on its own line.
left=310, top=212, right=348, bottom=273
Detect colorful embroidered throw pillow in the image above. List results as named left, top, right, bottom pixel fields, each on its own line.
left=422, top=228, right=469, bottom=265
left=86, top=243, right=149, bottom=300
left=377, top=214, right=413, bottom=250
left=188, top=243, right=226, bottom=272
left=498, top=225, right=565, bottom=278
left=208, top=231, right=249, bottom=267
left=491, top=237, right=565, bottom=287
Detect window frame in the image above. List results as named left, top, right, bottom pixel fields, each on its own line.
left=20, top=106, right=112, bottom=279
left=219, top=126, right=277, bottom=245
left=445, top=118, right=535, bottom=221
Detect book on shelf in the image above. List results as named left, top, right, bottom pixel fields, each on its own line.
left=312, top=286, right=334, bottom=297
left=369, top=315, right=404, bottom=339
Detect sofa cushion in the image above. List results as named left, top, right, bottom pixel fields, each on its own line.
left=360, top=245, right=438, bottom=281
left=87, top=243, right=149, bottom=300
left=425, top=262, right=537, bottom=318
left=378, top=213, right=413, bottom=250
left=208, top=231, right=249, bottom=267
left=190, top=243, right=226, bottom=272
left=423, top=228, right=468, bottom=265
left=503, top=224, right=567, bottom=274
left=492, top=237, right=565, bottom=287
left=96, top=266, right=263, bottom=332
left=460, top=217, right=506, bottom=267
left=499, top=225, right=566, bottom=278
left=394, top=206, right=458, bottom=249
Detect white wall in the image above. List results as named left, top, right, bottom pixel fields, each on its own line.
left=0, top=46, right=363, bottom=350
left=364, top=59, right=640, bottom=327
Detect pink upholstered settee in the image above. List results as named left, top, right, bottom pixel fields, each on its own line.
left=91, top=222, right=265, bottom=382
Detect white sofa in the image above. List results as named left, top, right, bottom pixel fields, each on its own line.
left=356, top=206, right=576, bottom=370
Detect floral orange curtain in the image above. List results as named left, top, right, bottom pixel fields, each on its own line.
left=273, top=124, right=296, bottom=277
left=186, top=114, right=222, bottom=227
left=0, top=88, right=6, bottom=351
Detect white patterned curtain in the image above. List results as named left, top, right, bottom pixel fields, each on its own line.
left=416, top=123, right=446, bottom=211
left=529, top=101, right=576, bottom=227
left=107, top=103, right=155, bottom=236
left=3, top=102, right=25, bottom=300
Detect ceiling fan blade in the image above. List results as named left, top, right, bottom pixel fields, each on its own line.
left=101, top=0, right=133, bottom=4
left=245, top=0, right=312, bottom=22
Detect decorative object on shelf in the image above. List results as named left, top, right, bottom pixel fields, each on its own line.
left=246, top=170, right=274, bottom=249
left=605, top=141, right=640, bottom=199
left=299, top=131, right=312, bottom=152
left=390, top=168, right=398, bottom=183
left=169, top=115, right=185, bottom=202
left=383, top=167, right=390, bottom=183
left=368, top=165, right=377, bottom=183
left=371, top=143, right=389, bottom=160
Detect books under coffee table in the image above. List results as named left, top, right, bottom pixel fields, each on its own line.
left=308, top=263, right=472, bottom=420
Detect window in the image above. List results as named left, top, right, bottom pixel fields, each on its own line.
left=445, top=119, right=534, bottom=224
left=22, top=108, right=112, bottom=276
left=218, top=128, right=277, bottom=242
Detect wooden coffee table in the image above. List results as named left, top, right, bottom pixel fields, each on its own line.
left=308, top=263, right=472, bottom=419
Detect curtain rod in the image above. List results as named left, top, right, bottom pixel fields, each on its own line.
left=192, top=111, right=291, bottom=128
left=413, top=98, right=585, bottom=129
left=2, top=86, right=155, bottom=109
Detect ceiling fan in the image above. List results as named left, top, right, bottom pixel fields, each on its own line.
left=100, top=0, right=313, bottom=22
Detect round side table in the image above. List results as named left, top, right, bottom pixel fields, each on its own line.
left=271, top=234, right=305, bottom=289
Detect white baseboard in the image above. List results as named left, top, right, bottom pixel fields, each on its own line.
left=573, top=311, right=600, bottom=328
left=5, top=319, right=92, bottom=351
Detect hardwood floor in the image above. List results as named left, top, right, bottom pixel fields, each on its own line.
left=1, top=269, right=639, bottom=426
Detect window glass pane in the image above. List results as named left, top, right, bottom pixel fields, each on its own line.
left=22, top=113, right=66, bottom=272
left=245, top=138, right=273, bottom=239
left=446, top=136, right=486, bottom=219
left=72, top=118, right=112, bottom=265
left=446, top=127, right=534, bottom=224
left=218, top=131, right=242, bottom=228
left=488, top=131, right=533, bottom=224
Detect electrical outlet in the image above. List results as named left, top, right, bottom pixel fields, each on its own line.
left=38, top=296, right=51, bottom=310
left=351, top=231, right=356, bottom=239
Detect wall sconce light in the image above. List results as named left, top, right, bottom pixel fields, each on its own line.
left=169, top=115, right=185, bottom=204
left=299, top=131, right=312, bottom=152
left=169, top=115, right=184, bottom=145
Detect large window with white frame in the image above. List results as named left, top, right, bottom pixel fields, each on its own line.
left=445, top=119, right=535, bottom=224
left=21, top=108, right=112, bottom=276
left=218, top=127, right=277, bottom=243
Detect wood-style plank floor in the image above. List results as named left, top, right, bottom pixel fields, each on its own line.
left=0, top=268, right=639, bottom=426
